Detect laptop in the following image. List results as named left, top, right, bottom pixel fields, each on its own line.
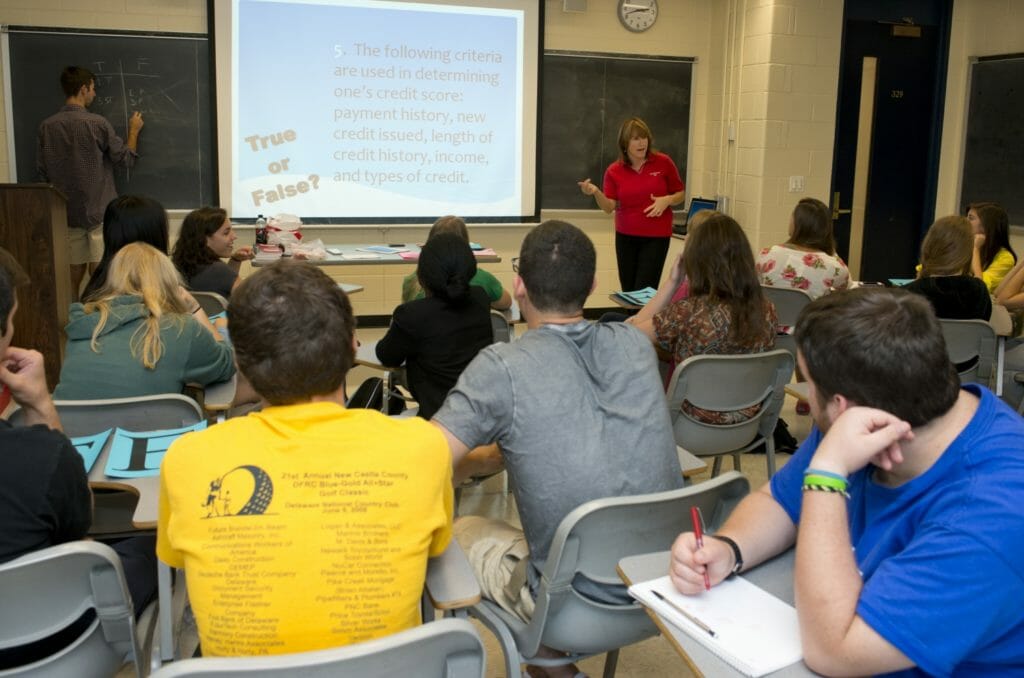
left=673, top=197, right=719, bottom=236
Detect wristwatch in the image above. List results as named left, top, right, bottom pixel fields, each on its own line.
left=710, top=534, right=743, bottom=577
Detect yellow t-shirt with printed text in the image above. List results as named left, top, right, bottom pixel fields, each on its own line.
left=157, top=402, right=452, bottom=657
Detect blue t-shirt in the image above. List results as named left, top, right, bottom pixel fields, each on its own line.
left=771, top=385, right=1024, bottom=677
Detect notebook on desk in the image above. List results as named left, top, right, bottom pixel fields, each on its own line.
left=613, top=287, right=657, bottom=306
left=629, top=574, right=802, bottom=677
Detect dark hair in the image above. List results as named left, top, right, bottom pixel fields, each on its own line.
left=788, top=198, right=836, bottom=255
left=518, top=220, right=595, bottom=314
left=416, top=233, right=477, bottom=306
left=684, top=214, right=767, bottom=344
left=0, top=248, right=29, bottom=335
left=427, top=215, right=470, bottom=242
left=229, top=261, right=355, bottom=405
left=61, top=66, right=94, bottom=98
left=83, top=195, right=169, bottom=301
left=172, top=207, right=228, bottom=278
left=616, top=117, right=655, bottom=164
left=919, top=216, right=973, bottom=278
left=969, top=202, right=1017, bottom=270
left=795, top=287, right=959, bottom=427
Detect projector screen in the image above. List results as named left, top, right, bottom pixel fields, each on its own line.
left=212, top=0, right=541, bottom=222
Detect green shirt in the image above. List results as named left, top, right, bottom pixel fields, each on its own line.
left=401, top=268, right=504, bottom=304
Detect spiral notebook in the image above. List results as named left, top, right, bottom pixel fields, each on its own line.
left=628, top=575, right=802, bottom=677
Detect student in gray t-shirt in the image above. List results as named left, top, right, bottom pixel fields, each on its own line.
left=432, top=220, right=682, bottom=675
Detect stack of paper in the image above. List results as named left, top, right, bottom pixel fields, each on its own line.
left=614, top=287, right=657, bottom=306
left=253, top=244, right=282, bottom=263
left=628, top=575, right=802, bottom=677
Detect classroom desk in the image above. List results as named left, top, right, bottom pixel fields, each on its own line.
left=609, top=293, right=643, bottom=311
left=618, top=550, right=817, bottom=678
left=339, top=282, right=364, bottom=294
left=203, top=375, right=236, bottom=413
left=354, top=340, right=407, bottom=413
left=252, top=244, right=500, bottom=266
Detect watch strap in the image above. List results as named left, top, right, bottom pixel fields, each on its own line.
left=709, top=534, right=743, bottom=577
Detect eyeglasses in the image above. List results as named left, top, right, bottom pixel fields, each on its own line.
left=512, top=257, right=519, bottom=273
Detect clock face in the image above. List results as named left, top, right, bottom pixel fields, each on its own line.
left=618, top=0, right=658, bottom=33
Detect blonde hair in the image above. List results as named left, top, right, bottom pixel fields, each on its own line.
left=919, top=216, right=974, bottom=279
left=84, top=242, right=190, bottom=369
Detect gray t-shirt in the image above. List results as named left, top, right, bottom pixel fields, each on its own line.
left=435, top=320, right=682, bottom=580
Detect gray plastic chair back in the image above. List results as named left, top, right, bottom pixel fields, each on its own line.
left=0, top=541, right=144, bottom=678
left=490, top=310, right=511, bottom=343
left=7, top=394, right=203, bottom=536
left=148, top=618, right=484, bottom=677
left=666, top=349, right=795, bottom=477
left=939, top=319, right=997, bottom=387
left=8, top=393, right=204, bottom=437
left=190, top=291, right=229, bottom=317
left=475, top=472, right=749, bottom=668
left=760, top=286, right=813, bottom=359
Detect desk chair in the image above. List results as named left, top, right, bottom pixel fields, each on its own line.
left=939, top=319, right=998, bottom=391
left=148, top=618, right=484, bottom=678
left=759, top=286, right=813, bottom=361
left=8, top=394, right=205, bottom=665
left=8, top=394, right=204, bottom=537
left=190, top=291, right=229, bottom=317
left=667, top=350, right=795, bottom=478
left=490, top=309, right=512, bottom=343
left=468, top=472, right=749, bottom=678
left=0, top=541, right=147, bottom=678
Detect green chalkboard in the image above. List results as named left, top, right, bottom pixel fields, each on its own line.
left=960, top=54, right=1024, bottom=220
left=4, top=26, right=216, bottom=208
left=541, top=51, right=693, bottom=209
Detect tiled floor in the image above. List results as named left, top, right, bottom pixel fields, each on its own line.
left=139, top=325, right=814, bottom=677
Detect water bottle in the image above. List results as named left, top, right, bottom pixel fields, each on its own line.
left=255, top=214, right=267, bottom=245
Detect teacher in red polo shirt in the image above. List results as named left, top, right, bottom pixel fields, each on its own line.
left=579, top=117, right=685, bottom=292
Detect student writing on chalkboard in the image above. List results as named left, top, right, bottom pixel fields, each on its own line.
left=35, top=66, right=145, bottom=302
left=578, top=117, right=684, bottom=291
left=967, top=202, right=1017, bottom=292
left=172, top=207, right=255, bottom=300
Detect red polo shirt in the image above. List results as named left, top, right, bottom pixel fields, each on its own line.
left=602, top=151, right=684, bottom=238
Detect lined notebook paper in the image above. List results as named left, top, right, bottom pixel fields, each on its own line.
left=629, top=575, right=802, bottom=677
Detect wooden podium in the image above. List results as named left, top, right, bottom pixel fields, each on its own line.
left=0, top=184, right=71, bottom=389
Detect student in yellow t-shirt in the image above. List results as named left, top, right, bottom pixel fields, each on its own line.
left=157, top=262, right=453, bottom=657
left=967, top=202, right=1017, bottom=292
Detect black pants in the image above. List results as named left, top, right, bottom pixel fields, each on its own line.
left=615, top=233, right=670, bottom=291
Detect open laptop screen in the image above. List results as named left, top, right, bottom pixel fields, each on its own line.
left=687, top=198, right=719, bottom=221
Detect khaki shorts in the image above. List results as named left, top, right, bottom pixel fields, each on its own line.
left=68, top=226, right=103, bottom=265
left=453, top=515, right=535, bottom=622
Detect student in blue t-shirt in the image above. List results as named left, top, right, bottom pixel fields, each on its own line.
left=669, top=287, right=1024, bottom=677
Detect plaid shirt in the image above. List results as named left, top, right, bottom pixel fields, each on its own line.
left=35, top=104, right=137, bottom=229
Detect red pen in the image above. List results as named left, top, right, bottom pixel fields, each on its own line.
left=690, top=506, right=710, bottom=591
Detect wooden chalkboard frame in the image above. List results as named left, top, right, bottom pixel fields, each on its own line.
left=2, top=25, right=217, bottom=209
left=540, top=50, right=695, bottom=210
left=959, top=53, right=1024, bottom=222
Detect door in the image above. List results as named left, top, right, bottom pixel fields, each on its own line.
left=831, top=8, right=950, bottom=282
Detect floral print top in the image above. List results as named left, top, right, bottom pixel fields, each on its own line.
left=756, top=245, right=850, bottom=300
left=654, top=296, right=777, bottom=424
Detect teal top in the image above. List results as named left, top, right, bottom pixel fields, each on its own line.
left=54, top=295, right=235, bottom=400
left=401, top=268, right=505, bottom=304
